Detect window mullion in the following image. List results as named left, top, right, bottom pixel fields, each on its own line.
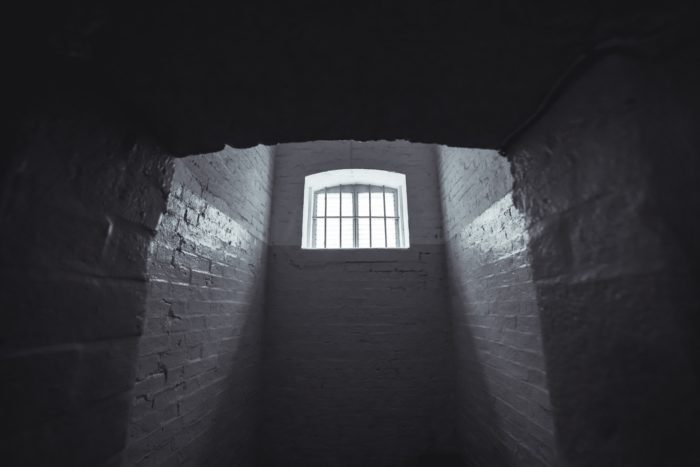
left=310, top=181, right=405, bottom=249
left=382, top=185, right=387, bottom=248
left=368, top=184, right=372, bottom=248
left=395, top=189, right=400, bottom=247
left=353, top=185, right=358, bottom=248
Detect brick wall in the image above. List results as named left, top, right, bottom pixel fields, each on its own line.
left=438, top=146, right=556, bottom=466
left=123, top=145, right=274, bottom=466
left=263, top=140, right=459, bottom=467
left=0, top=113, right=171, bottom=466
left=509, top=55, right=700, bottom=466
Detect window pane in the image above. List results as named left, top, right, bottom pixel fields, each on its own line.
left=385, top=189, right=397, bottom=217
left=386, top=218, right=398, bottom=248
left=371, top=218, right=385, bottom=247
left=315, top=191, right=325, bottom=217
left=326, top=218, right=340, bottom=248
left=357, top=218, right=370, bottom=248
left=311, top=184, right=402, bottom=248
left=341, top=218, right=353, bottom=248
left=326, top=187, right=340, bottom=216
left=313, top=218, right=325, bottom=248
left=341, top=189, right=353, bottom=217
left=357, top=189, right=370, bottom=217
left=370, top=186, right=384, bottom=217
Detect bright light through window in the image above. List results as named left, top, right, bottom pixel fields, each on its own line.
left=301, top=169, right=409, bottom=249
left=313, top=185, right=399, bottom=248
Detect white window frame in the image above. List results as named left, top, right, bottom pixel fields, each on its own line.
left=301, top=169, right=410, bottom=249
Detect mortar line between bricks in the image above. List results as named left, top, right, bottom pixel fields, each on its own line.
left=1, top=336, right=139, bottom=359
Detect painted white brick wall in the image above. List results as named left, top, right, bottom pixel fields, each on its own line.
left=438, top=146, right=555, bottom=467
left=125, top=145, right=274, bottom=467
left=270, top=140, right=443, bottom=246
left=262, top=140, right=458, bottom=467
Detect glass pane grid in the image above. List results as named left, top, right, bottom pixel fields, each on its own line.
left=312, top=184, right=400, bottom=249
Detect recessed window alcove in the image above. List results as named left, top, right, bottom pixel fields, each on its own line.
left=5, top=9, right=698, bottom=464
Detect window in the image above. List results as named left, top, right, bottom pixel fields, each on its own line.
left=301, top=169, right=410, bottom=249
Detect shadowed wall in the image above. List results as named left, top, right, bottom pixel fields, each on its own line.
left=509, top=55, right=700, bottom=467
left=1, top=108, right=171, bottom=466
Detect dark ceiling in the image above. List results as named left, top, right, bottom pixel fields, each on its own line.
left=7, top=0, right=698, bottom=155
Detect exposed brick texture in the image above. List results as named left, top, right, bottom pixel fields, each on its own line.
left=263, top=141, right=459, bottom=467
left=438, top=147, right=556, bottom=466
left=4, top=48, right=698, bottom=467
left=123, top=146, right=274, bottom=467
left=509, top=56, right=700, bottom=467
left=0, top=113, right=171, bottom=466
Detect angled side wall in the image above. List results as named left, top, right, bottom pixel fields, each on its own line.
left=123, top=146, right=274, bottom=467
left=438, top=147, right=556, bottom=466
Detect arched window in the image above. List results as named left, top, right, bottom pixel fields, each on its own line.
left=301, top=169, right=410, bottom=249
